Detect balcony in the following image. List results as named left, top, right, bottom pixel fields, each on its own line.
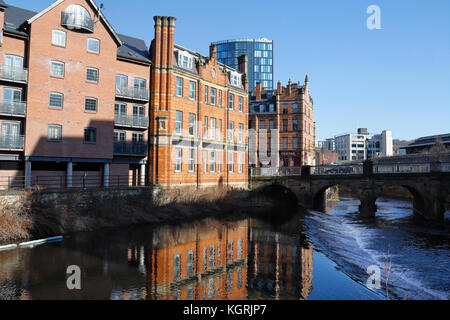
left=0, top=135, right=25, bottom=151
left=114, top=115, right=149, bottom=129
left=61, top=12, right=94, bottom=33
left=114, top=142, right=148, bottom=157
left=0, top=65, right=28, bottom=83
left=0, top=101, right=27, bottom=117
left=115, top=86, right=150, bottom=102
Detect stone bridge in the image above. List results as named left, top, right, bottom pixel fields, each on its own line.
left=250, top=160, right=450, bottom=222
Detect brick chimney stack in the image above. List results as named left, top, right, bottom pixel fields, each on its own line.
left=209, top=45, right=217, bottom=60
left=256, top=82, right=262, bottom=100
left=151, top=16, right=176, bottom=111
left=288, top=79, right=292, bottom=96
left=238, top=54, right=248, bottom=91
left=277, top=81, right=282, bottom=95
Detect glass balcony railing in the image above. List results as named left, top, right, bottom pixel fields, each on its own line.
left=0, top=135, right=25, bottom=151
left=115, top=86, right=150, bottom=101
left=0, top=101, right=27, bottom=117
left=61, top=12, right=94, bottom=33
left=114, top=115, right=149, bottom=129
left=114, top=142, right=148, bottom=157
left=0, top=65, right=28, bottom=83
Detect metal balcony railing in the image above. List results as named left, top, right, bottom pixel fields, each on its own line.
left=114, top=115, right=149, bottom=129
left=114, top=142, right=148, bottom=157
left=0, top=65, right=28, bottom=83
left=0, top=101, right=26, bottom=117
left=61, top=12, right=94, bottom=33
left=0, top=135, right=25, bottom=151
left=115, top=86, right=150, bottom=101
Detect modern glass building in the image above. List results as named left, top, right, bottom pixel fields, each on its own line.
left=211, top=38, right=274, bottom=92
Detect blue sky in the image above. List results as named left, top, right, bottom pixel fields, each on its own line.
left=7, top=0, right=450, bottom=141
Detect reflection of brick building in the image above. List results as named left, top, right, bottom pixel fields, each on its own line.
left=131, top=219, right=248, bottom=300
left=249, top=78, right=315, bottom=168
left=247, top=219, right=313, bottom=300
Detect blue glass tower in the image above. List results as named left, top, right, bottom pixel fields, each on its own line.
left=211, top=38, right=274, bottom=92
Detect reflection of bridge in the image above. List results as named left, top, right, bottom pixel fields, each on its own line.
left=251, top=158, right=450, bottom=222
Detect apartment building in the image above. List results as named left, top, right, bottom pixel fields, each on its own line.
left=249, top=78, right=315, bottom=168
left=0, top=0, right=150, bottom=188
left=149, top=16, right=249, bottom=188
left=0, top=1, right=249, bottom=189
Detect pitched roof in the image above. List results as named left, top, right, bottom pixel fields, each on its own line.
left=2, top=1, right=151, bottom=64
left=117, top=34, right=151, bottom=64
left=0, top=0, right=7, bottom=8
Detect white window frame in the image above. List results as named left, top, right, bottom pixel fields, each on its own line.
left=175, top=110, right=183, bottom=135
left=188, top=113, right=195, bottom=136
left=52, top=30, right=66, bottom=47
left=84, top=97, right=98, bottom=112
left=204, top=150, right=208, bottom=173
left=50, top=61, right=65, bottom=78
left=86, top=67, right=99, bottom=83
left=87, top=38, right=100, bottom=54
left=228, top=151, right=234, bottom=173
left=211, top=87, right=216, bottom=106
left=48, top=124, right=62, bottom=141
left=238, top=123, right=243, bottom=143
left=239, top=96, right=243, bottom=112
left=175, top=148, right=182, bottom=173
left=189, top=81, right=196, bottom=100
left=210, top=118, right=216, bottom=140
left=176, top=77, right=183, bottom=97
left=238, top=152, right=244, bottom=173
left=49, top=92, right=63, bottom=109
left=188, top=148, right=195, bottom=173
left=210, top=151, right=216, bottom=173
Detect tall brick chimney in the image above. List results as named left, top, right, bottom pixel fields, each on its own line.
left=209, top=44, right=217, bottom=60
left=256, top=82, right=262, bottom=100
left=277, top=81, right=282, bottom=95
left=238, top=54, right=248, bottom=91
left=151, top=16, right=176, bottom=111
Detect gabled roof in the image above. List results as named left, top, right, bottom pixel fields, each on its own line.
left=3, top=4, right=37, bottom=37
left=117, top=34, right=151, bottom=64
left=23, top=0, right=122, bottom=46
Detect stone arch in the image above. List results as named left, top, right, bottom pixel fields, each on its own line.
left=311, top=182, right=361, bottom=213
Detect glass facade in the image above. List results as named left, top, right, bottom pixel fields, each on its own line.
left=212, top=38, right=274, bottom=92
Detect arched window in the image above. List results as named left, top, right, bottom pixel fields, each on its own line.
left=62, top=5, right=94, bottom=32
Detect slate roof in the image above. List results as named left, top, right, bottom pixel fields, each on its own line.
left=2, top=2, right=151, bottom=64
left=406, top=133, right=450, bottom=148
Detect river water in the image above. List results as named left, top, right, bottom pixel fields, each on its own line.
left=0, top=197, right=448, bottom=300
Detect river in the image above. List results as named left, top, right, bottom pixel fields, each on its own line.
left=0, top=197, right=448, bottom=300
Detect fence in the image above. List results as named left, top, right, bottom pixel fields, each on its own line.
left=0, top=175, right=143, bottom=191
left=311, top=165, right=363, bottom=175
left=250, top=167, right=302, bottom=177
left=373, top=163, right=431, bottom=174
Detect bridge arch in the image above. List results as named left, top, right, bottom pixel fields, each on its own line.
left=311, top=183, right=361, bottom=213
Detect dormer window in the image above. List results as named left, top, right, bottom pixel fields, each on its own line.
left=177, top=51, right=194, bottom=69
left=61, top=5, right=94, bottom=33
left=230, top=71, right=241, bottom=87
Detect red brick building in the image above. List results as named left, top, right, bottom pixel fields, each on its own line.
left=0, top=1, right=248, bottom=189
left=149, top=17, right=249, bottom=188
left=249, top=78, right=315, bottom=168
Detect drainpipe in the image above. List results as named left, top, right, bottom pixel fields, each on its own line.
left=197, top=80, right=201, bottom=188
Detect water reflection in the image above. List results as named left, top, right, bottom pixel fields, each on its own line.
left=0, top=215, right=314, bottom=300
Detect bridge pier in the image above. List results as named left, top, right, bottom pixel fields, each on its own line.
left=359, top=194, right=377, bottom=218
left=417, top=195, right=446, bottom=222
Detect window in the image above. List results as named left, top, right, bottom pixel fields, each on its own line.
left=282, top=104, right=288, bottom=114
left=84, top=128, right=96, bottom=143
left=293, top=138, right=298, bottom=150
left=228, top=152, right=234, bottom=173
left=86, top=67, right=98, bottom=82
left=204, top=150, right=208, bottom=173
left=4, top=55, right=23, bottom=70
left=49, top=92, right=63, bottom=109
left=228, top=122, right=234, bottom=142
left=134, top=78, right=146, bottom=91
left=3, top=88, right=21, bottom=103
left=293, top=104, right=299, bottom=113
left=218, top=90, right=222, bottom=107
left=269, top=120, right=274, bottom=131
left=203, top=247, right=207, bottom=271
left=188, top=148, right=195, bottom=173
left=217, top=244, right=221, bottom=266
left=187, top=251, right=194, bottom=277
left=282, top=119, right=288, bottom=132
left=218, top=119, right=222, bottom=140
left=239, top=96, right=243, bottom=112
left=229, top=93, right=234, bottom=109
left=87, top=38, right=100, bottom=53
left=176, top=77, right=183, bottom=97
left=238, top=153, right=244, bottom=173
left=175, top=111, right=183, bottom=135
left=50, top=61, right=65, bottom=77
left=116, top=74, right=128, bottom=89
left=132, top=132, right=144, bottom=144
left=293, top=119, right=299, bottom=131
left=84, top=97, right=97, bottom=112
left=115, top=103, right=126, bottom=116
left=114, top=131, right=125, bottom=142
left=210, top=118, right=216, bottom=140
left=174, top=255, right=181, bottom=280
left=283, top=138, right=288, bottom=149
left=227, top=241, right=233, bottom=263
left=259, top=120, right=265, bottom=130
left=209, top=246, right=215, bottom=269
left=175, top=148, right=182, bottom=173
left=189, top=81, right=196, bottom=100
left=218, top=151, right=222, bottom=173
left=133, top=105, right=145, bottom=118
left=48, top=125, right=62, bottom=141
left=52, top=30, right=66, bottom=46
left=210, top=151, right=216, bottom=173
left=189, top=113, right=195, bottom=136
left=178, top=52, right=193, bottom=69
left=237, top=239, right=243, bottom=259
left=204, top=85, right=208, bottom=104
left=211, top=88, right=216, bottom=105
left=238, top=123, right=243, bottom=143
left=204, top=116, right=208, bottom=139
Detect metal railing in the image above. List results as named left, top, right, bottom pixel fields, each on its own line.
left=114, top=142, right=148, bottom=156
left=311, top=165, right=363, bottom=175
left=0, top=175, right=144, bottom=191
left=250, top=167, right=302, bottom=177
left=440, top=163, right=450, bottom=172
left=373, top=163, right=431, bottom=174
left=61, top=12, right=94, bottom=33
left=115, top=86, right=150, bottom=101
left=0, top=135, right=25, bottom=151
left=114, top=115, right=149, bottom=129
left=0, top=65, right=28, bottom=83
left=0, top=101, right=26, bottom=117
